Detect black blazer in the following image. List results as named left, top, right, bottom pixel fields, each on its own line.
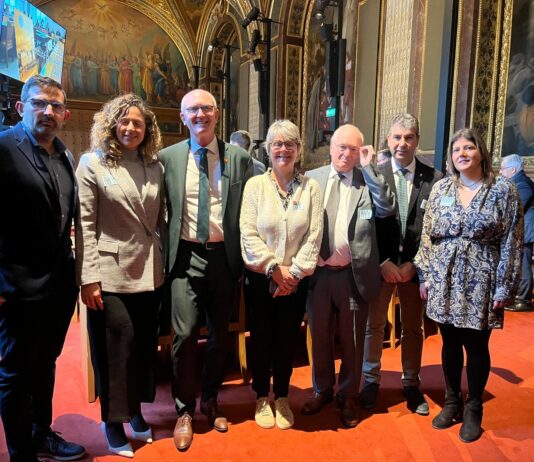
left=378, top=158, right=442, bottom=267
left=0, top=123, right=77, bottom=301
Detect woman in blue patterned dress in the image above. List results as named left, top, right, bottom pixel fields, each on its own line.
left=414, top=128, right=523, bottom=443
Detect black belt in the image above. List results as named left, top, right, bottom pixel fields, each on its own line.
left=179, top=239, right=225, bottom=251
left=320, top=264, right=351, bottom=271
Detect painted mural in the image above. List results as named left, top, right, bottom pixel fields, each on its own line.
left=40, top=0, right=189, bottom=107
left=304, top=0, right=356, bottom=163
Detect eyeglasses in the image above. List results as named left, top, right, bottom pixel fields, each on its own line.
left=25, top=98, right=66, bottom=113
left=184, top=105, right=215, bottom=115
left=271, top=141, right=298, bottom=150
left=332, top=142, right=359, bottom=154
left=500, top=165, right=513, bottom=171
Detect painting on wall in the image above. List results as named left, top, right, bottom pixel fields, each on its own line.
left=501, top=0, right=534, bottom=158
left=40, top=0, right=189, bottom=108
left=303, top=0, right=356, bottom=167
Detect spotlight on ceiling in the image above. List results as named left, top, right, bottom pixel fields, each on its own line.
left=248, top=29, right=261, bottom=54
left=207, top=38, right=221, bottom=52
left=241, top=6, right=260, bottom=28
left=320, top=23, right=334, bottom=42
left=314, top=0, right=329, bottom=20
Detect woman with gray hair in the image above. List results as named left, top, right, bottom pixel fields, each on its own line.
left=240, top=119, right=323, bottom=430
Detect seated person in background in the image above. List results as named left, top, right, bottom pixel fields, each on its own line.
left=230, top=129, right=266, bottom=175
left=500, top=154, right=534, bottom=312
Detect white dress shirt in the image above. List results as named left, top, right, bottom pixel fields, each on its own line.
left=319, top=166, right=353, bottom=267
left=391, top=156, right=416, bottom=199
left=181, top=137, right=224, bottom=242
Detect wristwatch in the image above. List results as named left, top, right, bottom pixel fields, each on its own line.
left=267, top=262, right=279, bottom=279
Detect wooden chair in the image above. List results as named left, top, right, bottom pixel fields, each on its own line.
left=81, top=284, right=250, bottom=402
left=384, top=288, right=400, bottom=349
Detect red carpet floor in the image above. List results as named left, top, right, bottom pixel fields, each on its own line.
left=1, top=311, right=533, bottom=462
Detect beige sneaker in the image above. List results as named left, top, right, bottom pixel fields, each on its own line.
left=255, top=398, right=275, bottom=429
left=275, top=397, right=294, bottom=430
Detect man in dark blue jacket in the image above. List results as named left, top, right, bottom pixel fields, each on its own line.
left=501, top=154, right=534, bottom=312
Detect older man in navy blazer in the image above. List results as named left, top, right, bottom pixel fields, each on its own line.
left=500, top=154, right=534, bottom=312
left=0, top=76, right=85, bottom=462
left=160, top=89, right=253, bottom=451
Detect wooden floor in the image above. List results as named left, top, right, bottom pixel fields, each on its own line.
left=1, top=311, right=533, bottom=462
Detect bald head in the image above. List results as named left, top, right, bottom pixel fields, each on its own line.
left=330, top=124, right=364, bottom=173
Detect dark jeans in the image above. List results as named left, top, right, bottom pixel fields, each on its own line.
left=517, top=242, right=533, bottom=303
left=247, top=271, right=307, bottom=399
left=88, top=289, right=161, bottom=422
left=0, top=285, right=77, bottom=462
left=439, top=323, right=492, bottom=400
left=167, top=241, right=238, bottom=415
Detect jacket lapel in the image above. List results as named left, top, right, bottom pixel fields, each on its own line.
left=408, top=160, right=423, bottom=215
left=15, top=124, right=55, bottom=194
left=347, top=167, right=364, bottom=221
left=218, top=138, right=229, bottom=218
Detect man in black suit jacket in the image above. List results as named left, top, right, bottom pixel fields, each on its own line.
left=0, top=76, right=85, bottom=461
left=361, top=114, right=442, bottom=415
left=160, top=89, right=252, bottom=451
left=500, top=154, right=534, bottom=312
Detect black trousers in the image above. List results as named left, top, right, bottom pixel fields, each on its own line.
left=167, top=241, right=238, bottom=415
left=247, top=271, right=307, bottom=399
left=0, top=284, right=77, bottom=462
left=439, top=323, right=492, bottom=400
left=88, top=289, right=161, bottom=422
left=517, top=242, right=533, bottom=303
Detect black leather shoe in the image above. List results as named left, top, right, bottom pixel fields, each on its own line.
left=432, top=393, right=463, bottom=430
left=359, top=382, right=379, bottom=410
left=34, top=429, right=86, bottom=461
left=505, top=301, right=534, bottom=312
left=200, top=398, right=228, bottom=432
left=459, top=399, right=483, bottom=443
left=340, top=398, right=359, bottom=428
left=301, top=392, right=333, bottom=415
left=404, top=386, right=429, bottom=415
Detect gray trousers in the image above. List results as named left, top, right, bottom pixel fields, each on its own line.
left=306, top=267, right=368, bottom=399
left=362, top=280, right=424, bottom=387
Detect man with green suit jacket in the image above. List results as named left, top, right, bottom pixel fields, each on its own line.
left=160, top=89, right=253, bottom=451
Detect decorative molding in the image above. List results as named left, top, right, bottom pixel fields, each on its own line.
left=285, top=45, right=302, bottom=125
left=470, top=0, right=500, bottom=144
left=378, top=0, right=414, bottom=142
left=287, top=0, right=307, bottom=37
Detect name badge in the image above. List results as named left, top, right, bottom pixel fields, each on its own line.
left=292, top=202, right=304, bottom=211
left=420, top=199, right=428, bottom=210
left=102, top=174, right=118, bottom=187
left=440, top=196, right=454, bottom=207
left=358, top=209, right=372, bottom=220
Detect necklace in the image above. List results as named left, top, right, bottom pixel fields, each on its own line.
left=459, top=178, right=483, bottom=190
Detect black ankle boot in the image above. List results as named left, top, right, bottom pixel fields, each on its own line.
left=432, top=392, right=463, bottom=430
left=459, top=398, right=483, bottom=442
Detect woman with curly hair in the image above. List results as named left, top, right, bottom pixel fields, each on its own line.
left=76, top=94, right=165, bottom=457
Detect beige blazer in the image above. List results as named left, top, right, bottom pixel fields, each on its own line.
left=75, top=151, right=165, bottom=293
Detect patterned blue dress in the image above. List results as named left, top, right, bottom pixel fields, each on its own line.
left=414, top=176, right=523, bottom=330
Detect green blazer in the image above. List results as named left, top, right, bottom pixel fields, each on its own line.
left=160, top=138, right=253, bottom=279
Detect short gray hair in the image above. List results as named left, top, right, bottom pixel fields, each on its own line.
left=388, top=113, right=420, bottom=137
left=230, top=130, right=252, bottom=151
left=264, top=119, right=301, bottom=148
left=501, top=153, right=523, bottom=171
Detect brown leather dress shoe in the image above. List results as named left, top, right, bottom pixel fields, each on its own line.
left=301, top=392, right=333, bottom=415
left=340, top=398, right=359, bottom=428
left=200, top=398, right=228, bottom=432
left=173, top=413, right=193, bottom=451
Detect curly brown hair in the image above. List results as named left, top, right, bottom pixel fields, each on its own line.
left=90, top=94, right=162, bottom=167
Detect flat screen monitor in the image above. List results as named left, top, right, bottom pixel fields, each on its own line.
left=0, top=0, right=66, bottom=83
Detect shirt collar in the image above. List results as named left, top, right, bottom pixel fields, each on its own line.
left=329, top=165, right=353, bottom=184
left=190, top=136, right=218, bottom=156
left=391, top=156, right=416, bottom=175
